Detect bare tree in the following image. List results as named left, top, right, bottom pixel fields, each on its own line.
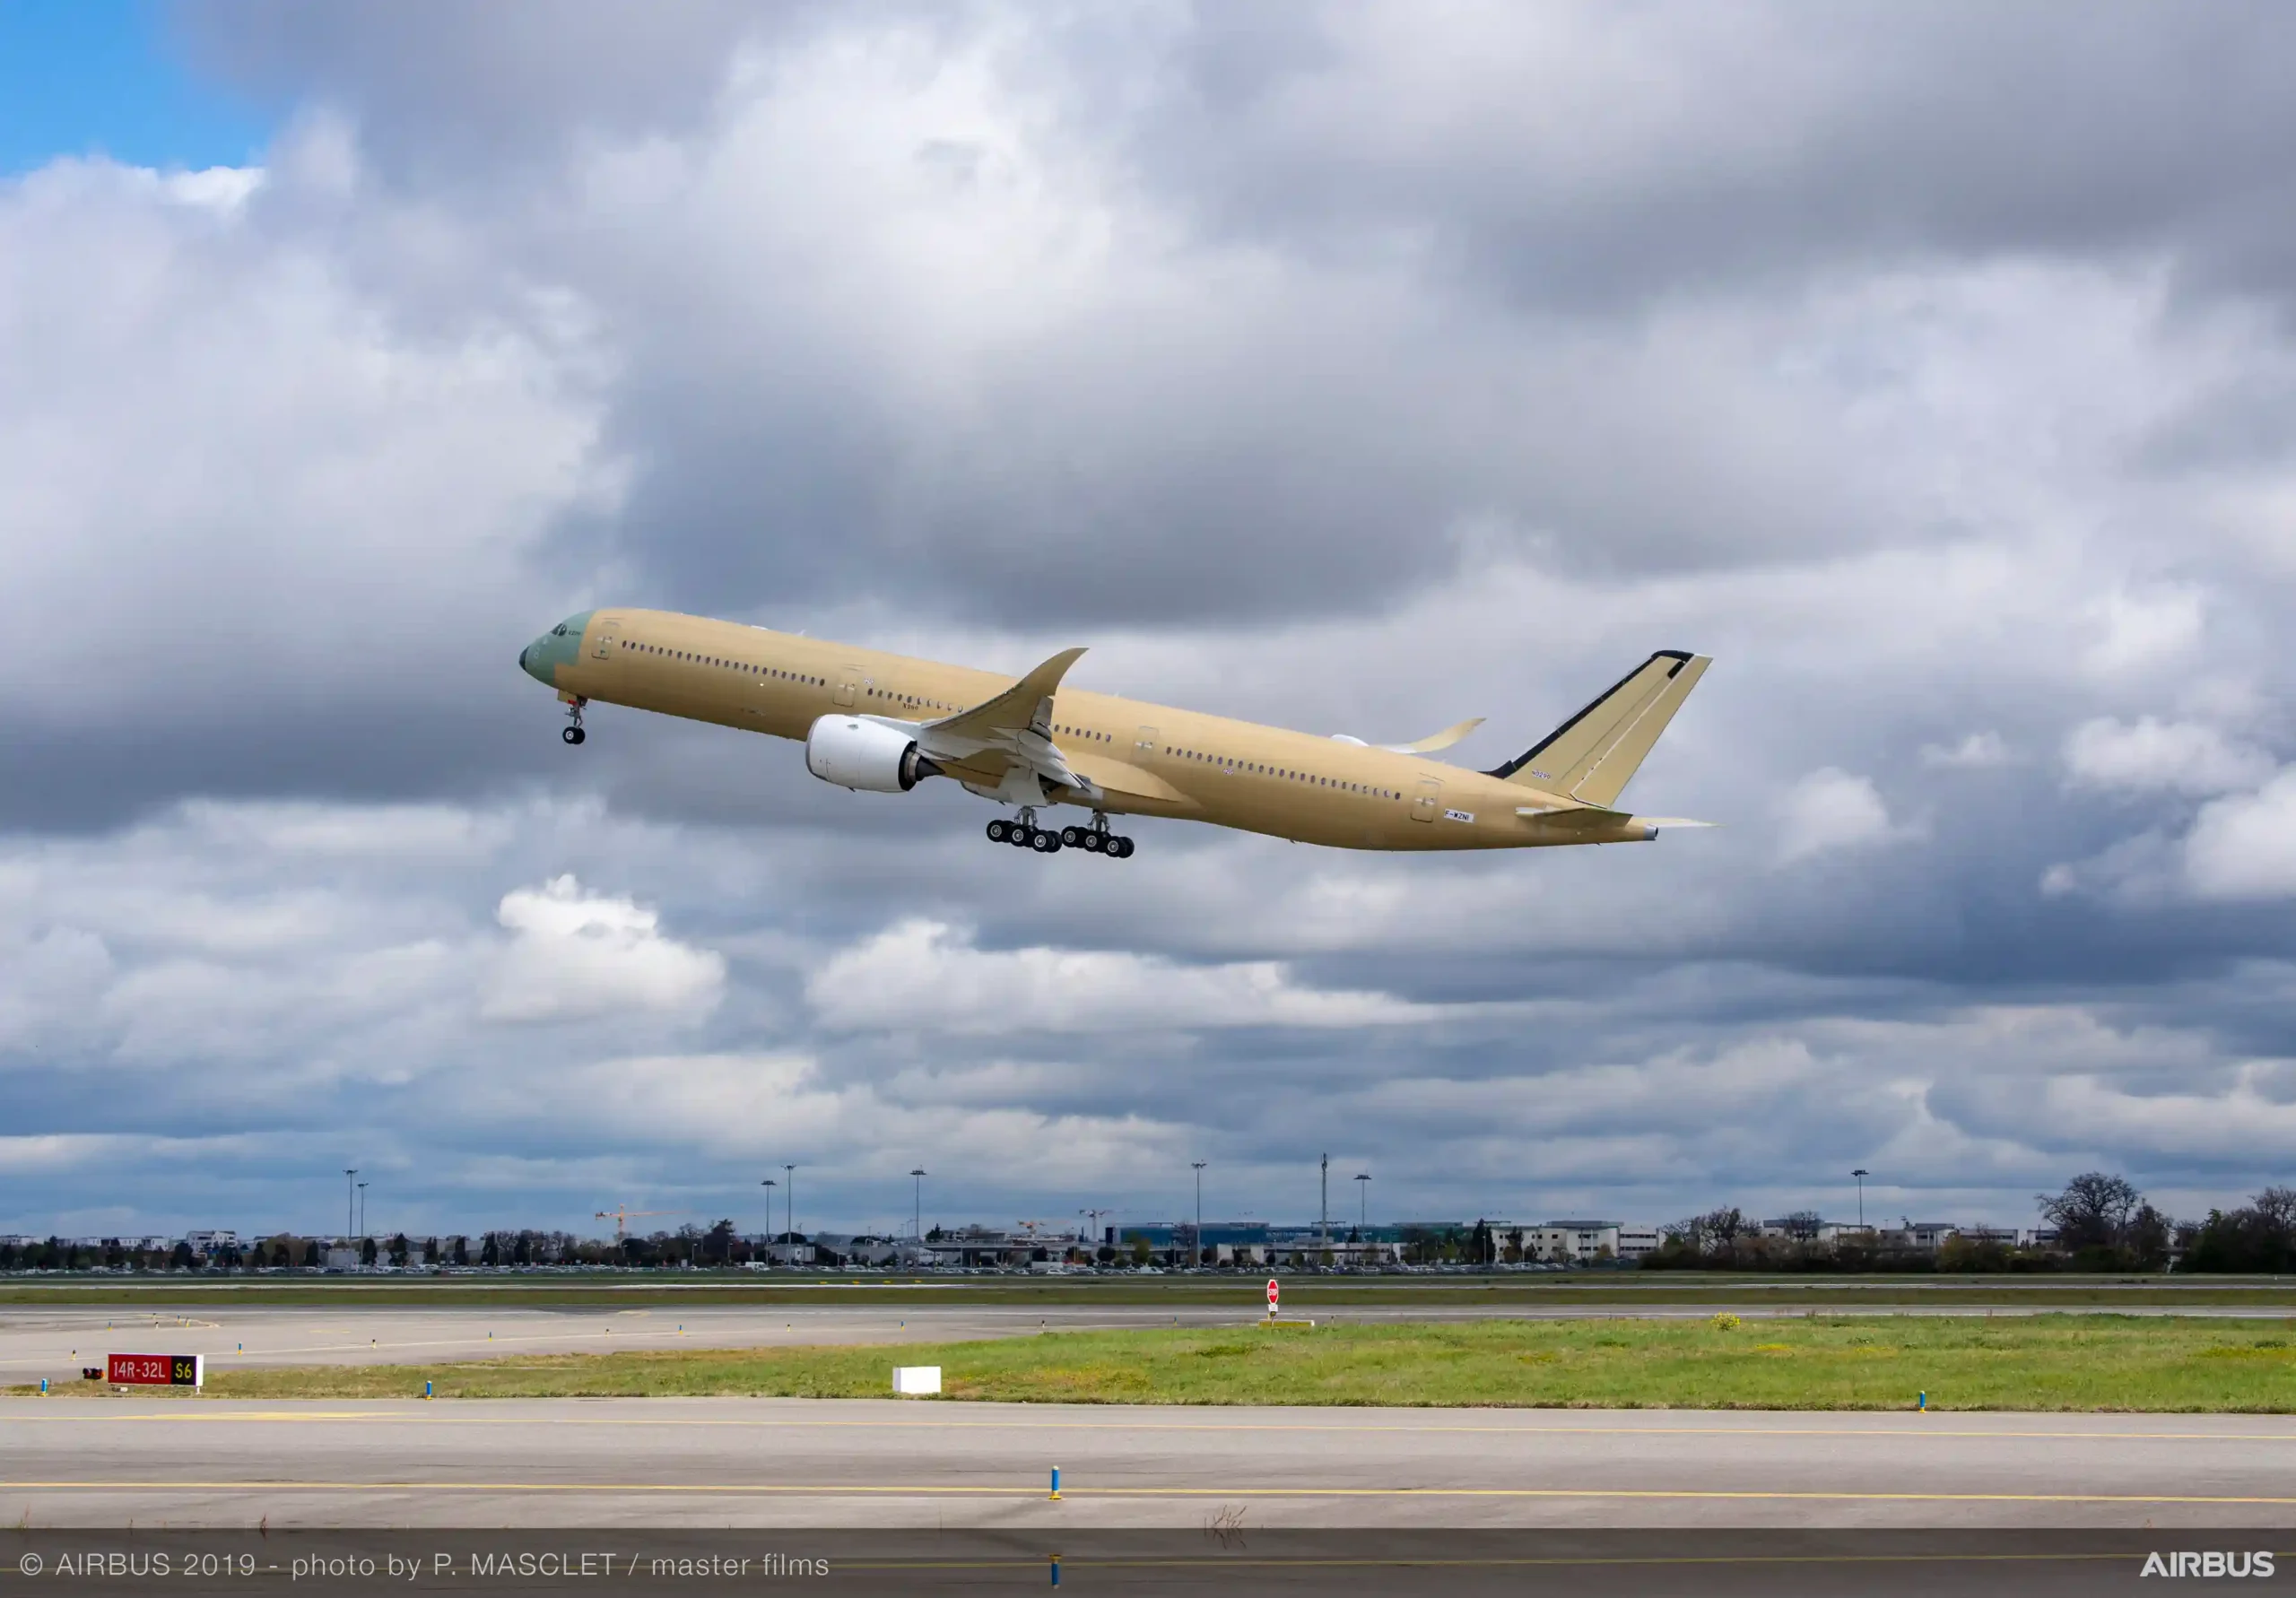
left=1779, top=1211, right=1824, bottom=1242
left=2037, top=1172, right=2143, bottom=1253
left=2253, top=1186, right=2296, bottom=1241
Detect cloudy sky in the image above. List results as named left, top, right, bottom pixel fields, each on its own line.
left=5, top=1, right=2295, bottom=1244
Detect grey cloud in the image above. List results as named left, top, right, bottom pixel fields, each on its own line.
left=5, top=5, right=2296, bottom=1238
left=1144, top=4, right=2296, bottom=315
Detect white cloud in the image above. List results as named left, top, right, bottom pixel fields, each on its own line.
left=1920, top=731, right=2013, bottom=769
left=2063, top=716, right=2274, bottom=797
left=1775, top=769, right=1909, bottom=863
left=806, top=918, right=1442, bottom=1034
left=481, top=875, right=725, bottom=1023
left=2082, top=587, right=2205, bottom=676
left=2184, top=769, right=2296, bottom=899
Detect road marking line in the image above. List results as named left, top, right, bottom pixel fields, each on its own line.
left=7, top=1480, right=2296, bottom=1504
left=13, top=1411, right=2295, bottom=1444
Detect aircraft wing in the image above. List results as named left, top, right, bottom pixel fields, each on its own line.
left=915, top=647, right=1100, bottom=798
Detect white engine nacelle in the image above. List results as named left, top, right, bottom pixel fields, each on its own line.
left=805, top=715, right=940, bottom=793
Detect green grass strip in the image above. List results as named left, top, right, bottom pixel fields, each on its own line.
left=169, top=1315, right=2296, bottom=1411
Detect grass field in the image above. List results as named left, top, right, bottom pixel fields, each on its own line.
left=7, top=1274, right=2295, bottom=1309
left=187, top=1316, right=2296, bottom=1411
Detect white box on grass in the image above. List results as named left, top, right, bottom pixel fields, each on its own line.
left=892, top=1365, right=942, bottom=1395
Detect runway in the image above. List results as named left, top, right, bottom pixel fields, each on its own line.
left=6, top=1397, right=2293, bottom=1528
left=9, top=1298, right=2294, bottom=1391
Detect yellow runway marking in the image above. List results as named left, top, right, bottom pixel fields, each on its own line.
left=13, top=1411, right=2296, bottom=1445
left=7, top=1480, right=2296, bottom=1506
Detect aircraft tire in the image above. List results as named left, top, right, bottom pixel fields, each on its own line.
left=1060, top=826, right=1082, bottom=847
left=1081, top=831, right=1105, bottom=853
left=986, top=820, right=1010, bottom=843
left=1008, top=825, right=1031, bottom=847
left=1110, top=836, right=1135, bottom=859
left=1031, top=829, right=1059, bottom=854
left=561, top=726, right=586, bottom=745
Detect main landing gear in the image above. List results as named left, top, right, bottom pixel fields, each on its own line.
left=986, top=809, right=1134, bottom=858
left=561, top=699, right=587, bottom=745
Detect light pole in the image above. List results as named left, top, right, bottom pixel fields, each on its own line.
left=1853, top=1168, right=1869, bottom=1230
left=1354, top=1172, right=1370, bottom=1232
left=1191, top=1161, right=1206, bottom=1271
left=344, top=1168, right=356, bottom=1239
left=784, top=1164, right=796, bottom=1251
left=1319, top=1153, right=1329, bottom=1257
left=357, top=1181, right=368, bottom=1239
left=909, top=1168, right=926, bottom=1241
left=760, top=1178, right=778, bottom=1263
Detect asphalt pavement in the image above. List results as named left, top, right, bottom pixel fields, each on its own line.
left=7, top=1397, right=2292, bottom=1529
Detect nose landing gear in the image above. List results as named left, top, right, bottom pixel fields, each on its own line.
left=561, top=698, right=587, bottom=746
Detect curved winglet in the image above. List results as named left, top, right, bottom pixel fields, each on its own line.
left=926, top=647, right=1088, bottom=742
left=1390, top=717, right=1484, bottom=754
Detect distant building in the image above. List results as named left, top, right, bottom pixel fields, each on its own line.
left=1488, top=1221, right=1622, bottom=1264
left=1614, top=1226, right=1663, bottom=1262
left=186, top=1229, right=238, bottom=1257
left=1877, top=1222, right=1958, bottom=1252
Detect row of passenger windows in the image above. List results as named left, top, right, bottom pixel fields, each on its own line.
left=867, top=684, right=958, bottom=713
left=631, top=640, right=822, bottom=688
left=622, top=649, right=1388, bottom=795
left=1169, top=745, right=1397, bottom=800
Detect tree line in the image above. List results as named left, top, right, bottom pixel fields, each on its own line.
left=1645, top=1174, right=2294, bottom=1273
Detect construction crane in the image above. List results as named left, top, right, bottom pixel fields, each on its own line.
left=595, top=1206, right=690, bottom=1241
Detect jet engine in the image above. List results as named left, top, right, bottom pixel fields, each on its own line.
left=804, top=715, right=941, bottom=793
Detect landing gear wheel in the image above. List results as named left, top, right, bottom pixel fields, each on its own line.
left=1059, top=827, right=1083, bottom=847
left=1109, top=836, right=1135, bottom=859
left=561, top=725, right=586, bottom=745
left=1030, top=829, right=1060, bottom=854
left=1081, top=830, right=1105, bottom=853
left=1008, top=824, right=1031, bottom=847
left=987, top=820, right=1011, bottom=843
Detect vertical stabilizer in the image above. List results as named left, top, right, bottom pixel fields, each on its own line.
left=1488, top=651, right=1710, bottom=806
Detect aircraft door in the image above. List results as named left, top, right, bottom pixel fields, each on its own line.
left=1412, top=778, right=1442, bottom=822
left=833, top=666, right=861, bottom=708
left=1135, top=725, right=1160, bottom=759
left=589, top=617, right=622, bottom=660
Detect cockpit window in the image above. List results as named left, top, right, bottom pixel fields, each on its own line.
left=552, top=624, right=568, bottom=636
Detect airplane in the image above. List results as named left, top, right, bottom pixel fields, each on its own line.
left=518, top=609, right=1711, bottom=857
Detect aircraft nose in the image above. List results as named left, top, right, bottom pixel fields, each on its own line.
left=519, top=638, right=552, bottom=685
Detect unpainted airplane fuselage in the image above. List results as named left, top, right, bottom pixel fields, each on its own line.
left=520, top=608, right=1707, bottom=853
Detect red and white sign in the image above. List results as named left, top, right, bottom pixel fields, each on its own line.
left=1265, top=1278, right=1280, bottom=1310
left=107, top=1353, right=202, bottom=1388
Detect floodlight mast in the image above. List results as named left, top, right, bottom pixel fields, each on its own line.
left=1319, top=1153, right=1329, bottom=1256
left=1191, top=1162, right=1206, bottom=1271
